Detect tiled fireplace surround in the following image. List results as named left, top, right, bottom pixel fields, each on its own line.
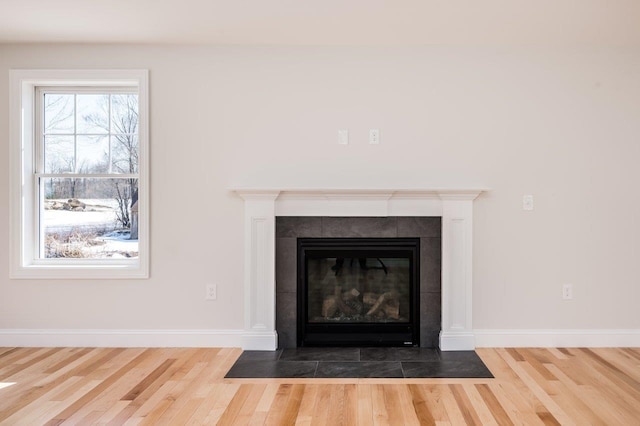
left=276, top=216, right=441, bottom=348
left=235, top=188, right=485, bottom=351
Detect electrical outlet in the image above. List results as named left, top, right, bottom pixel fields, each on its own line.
left=369, top=129, right=380, bottom=144
left=562, top=284, right=573, bottom=300
left=205, top=284, right=217, bottom=300
left=523, top=195, right=534, bottom=211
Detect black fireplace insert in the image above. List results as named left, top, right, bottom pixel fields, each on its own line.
left=297, top=238, right=420, bottom=347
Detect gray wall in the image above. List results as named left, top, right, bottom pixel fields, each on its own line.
left=2, top=45, right=640, bottom=346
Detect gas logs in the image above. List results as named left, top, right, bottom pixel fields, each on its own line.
left=321, top=286, right=400, bottom=320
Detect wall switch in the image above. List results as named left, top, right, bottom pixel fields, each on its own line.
left=369, top=129, right=380, bottom=144
left=205, top=284, right=217, bottom=300
left=523, top=195, right=534, bottom=211
left=338, top=129, right=349, bottom=145
left=562, top=284, right=573, bottom=300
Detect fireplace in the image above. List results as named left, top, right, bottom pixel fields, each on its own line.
left=297, top=238, right=420, bottom=346
left=234, top=188, right=486, bottom=351
left=276, top=217, right=441, bottom=348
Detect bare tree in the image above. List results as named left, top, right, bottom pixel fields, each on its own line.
left=44, top=94, right=73, bottom=133
left=44, top=94, right=75, bottom=199
left=110, top=94, right=139, bottom=231
left=82, top=94, right=139, bottom=230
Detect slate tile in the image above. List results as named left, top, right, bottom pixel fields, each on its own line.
left=225, top=360, right=318, bottom=378
left=322, top=217, right=397, bottom=238
left=276, top=238, right=297, bottom=293
left=276, top=217, right=323, bottom=238
left=420, top=292, right=441, bottom=329
left=420, top=237, right=441, bottom=293
left=280, top=347, right=360, bottom=362
left=402, top=359, right=493, bottom=378
left=397, top=217, right=441, bottom=238
left=236, top=350, right=283, bottom=362
left=360, top=347, right=439, bottom=362
left=316, top=361, right=403, bottom=378
left=419, top=331, right=441, bottom=348
left=276, top=292, right=297, bottom=348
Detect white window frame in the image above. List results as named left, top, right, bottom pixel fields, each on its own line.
left=9, top=69, right=149, bottom=279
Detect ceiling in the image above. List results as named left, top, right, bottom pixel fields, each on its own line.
left=1, top=0, right=640, bottom=46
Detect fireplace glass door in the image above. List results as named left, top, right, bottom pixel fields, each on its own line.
left=297, top=238, right=420, bottom=347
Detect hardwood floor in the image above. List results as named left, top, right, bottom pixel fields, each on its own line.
left=0, top=346, right=639, bottom=425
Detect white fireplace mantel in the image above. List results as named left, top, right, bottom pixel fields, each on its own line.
left=233, top=187, right=488, bottom=351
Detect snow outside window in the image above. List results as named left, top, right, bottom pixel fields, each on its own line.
left=9, top=70, right=149, bottom=279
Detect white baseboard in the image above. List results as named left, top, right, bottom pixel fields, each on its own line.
left=0, top=329, right=278, bottom=350
left=3, top=328, right=638, bottom=349
left=474, top=329, right=640, bottom=348
left=242, top=331, right=278, bottom=350
left=440, top=331, right=476, bottom=351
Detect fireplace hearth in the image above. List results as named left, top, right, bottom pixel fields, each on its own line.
left=297, top=238, right=420, bottom=347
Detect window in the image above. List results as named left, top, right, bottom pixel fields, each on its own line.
left=10, top=70, right=149, bottom=278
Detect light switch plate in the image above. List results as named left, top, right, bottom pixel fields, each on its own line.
left=338, top=129, right=349, bottom=145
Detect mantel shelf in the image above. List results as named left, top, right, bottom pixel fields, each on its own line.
left=232, top=187, right=490, bottom=201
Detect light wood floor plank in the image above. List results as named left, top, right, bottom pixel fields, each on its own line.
left=1, top=347, right=640, bottom=425
left=0, top=348, right=41, bottom=371
left=408, top=384, right=434, bottom=425
left=356, top=384, right=374, bottom=426
left=232, top=383, right=267, bottom=425
left=281, top=383, right=306, bottom=425
left=371, top=384, right=390, bottom=426
left=254, top=382, right=280, bottom=417
left=1, top=376, right=87, bottom=425
left=216, top=383, right=254, bottom=425
left=434, top=383, right=467, bottom=425
left=592, top=347, right=640, bottom=383
left=294, top=383, right=318, bottom=425
left=542, top=364, right=608, bottom=425
left=184, top=383, right=230, bottom=425
left=483, top=381, right=543, bottom=426
left=420, top=384, right=451, bottom=424
left=151, top=351, right=220, bottom=424
left=475, top=383, right=513, bottom=426
left=383, top=384, right=408, bottom=425
left=0, top=348, right=18, bottom=358
left=496, top=348, right=567, bottom=425
left=344, top=383, right=358, bottom=425
left=201, top=382, right=241, bottom=425
left=461, top=383, right=499, bottom=426
left=310, top=384, right=332, bottom=426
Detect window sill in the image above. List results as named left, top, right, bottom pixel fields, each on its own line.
left=10, top=262, right=149, bottom=280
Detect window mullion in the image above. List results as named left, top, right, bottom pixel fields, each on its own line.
left=37, top=173, right=139, bottom=179
left=37, top=176, right=45, bottom=259
left=36, top=90, right=45, bottom=258
left=35, top=88, right=44, bottom=173
left=73, top=93, right=78, bottom=173
left=108, top=94, right=113, bottom=173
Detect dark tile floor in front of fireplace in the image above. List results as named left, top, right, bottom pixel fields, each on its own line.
left=224, top=348, right=493, bottom=379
